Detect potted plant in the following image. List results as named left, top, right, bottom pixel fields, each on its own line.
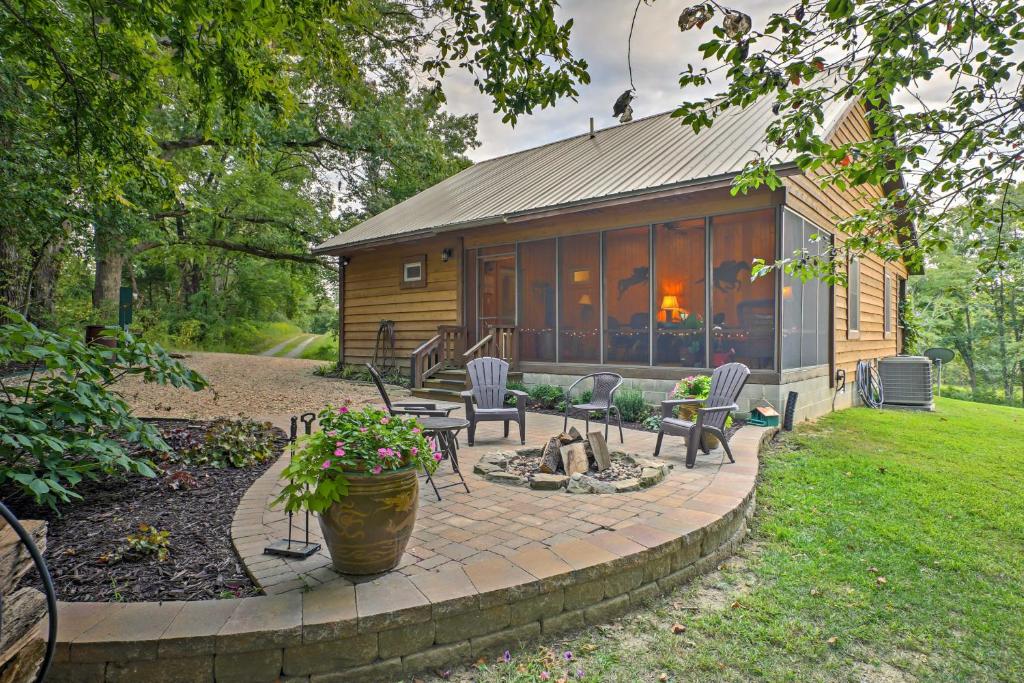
left=274, top=404, right=440, bottom=575
left=671, top=375, right=731, bottom=449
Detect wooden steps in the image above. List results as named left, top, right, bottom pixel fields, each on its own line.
left=412, top=368, right=523, bottom=402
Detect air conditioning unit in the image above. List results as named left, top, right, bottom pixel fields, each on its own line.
left=878, top=356, right=934, bottom=410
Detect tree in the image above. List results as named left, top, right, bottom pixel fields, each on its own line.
left=627, top=0, right=1024, bottom=282
left=1, top=0, right=589, bottom=319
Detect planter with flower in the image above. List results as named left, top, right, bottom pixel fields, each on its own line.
left=274, top=405, right=440, bottom=574
left=671, top=375, right=731, bottom=449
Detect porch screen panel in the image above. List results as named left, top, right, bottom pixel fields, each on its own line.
left=781, top=209, right=832, bottom=369
left=604, top=226, right=650, bottom=364
left=517, top=239, right=556, bottom=362
left=558, top=233, right=601, bottom=363
left=781, top=211, right=803, bottom=369
left=653, top=219, right=706, bottom=366
left=710, top=209, right=776, bottom=370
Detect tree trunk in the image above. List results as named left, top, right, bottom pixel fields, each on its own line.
left=0, top=227, right=22, bottom=319
left=27, top=239, right=62, bottom=324
left=92, top=223, right=124, bottom=313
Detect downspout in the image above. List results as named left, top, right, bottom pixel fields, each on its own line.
left=337, top=256, right=347, bottom=367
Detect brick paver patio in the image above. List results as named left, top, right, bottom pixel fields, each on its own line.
left=234, top=411, right=739, bottom=595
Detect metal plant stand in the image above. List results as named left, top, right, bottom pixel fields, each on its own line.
left=264, top=413, right=321, bottom=559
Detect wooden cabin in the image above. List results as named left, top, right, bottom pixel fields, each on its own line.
left=315, top=85, right=911, bottom=421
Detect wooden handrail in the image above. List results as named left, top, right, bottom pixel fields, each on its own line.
left=463, top=324, right=518, bottom=367
left=410, top=325, right=468, bottom=388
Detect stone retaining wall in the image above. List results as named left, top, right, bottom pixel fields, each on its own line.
left=48, top=427, right=773, bottom=683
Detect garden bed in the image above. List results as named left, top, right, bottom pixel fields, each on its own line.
left=6, top=418, right=287, bottom=603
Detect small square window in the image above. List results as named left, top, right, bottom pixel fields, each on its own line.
left=400, top=255, right=427, bottom=289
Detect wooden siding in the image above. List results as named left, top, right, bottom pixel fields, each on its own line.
left=342, top=236, right=461, bottom=368
left=783, top=101, right=908, bottom=378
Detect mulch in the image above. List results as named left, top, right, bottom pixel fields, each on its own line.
left=6, top=419, right=287, bottom=603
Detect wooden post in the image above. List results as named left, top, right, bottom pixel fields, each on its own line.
left=337, top=256, right=346, bottom=368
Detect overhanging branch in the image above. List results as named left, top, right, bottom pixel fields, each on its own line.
left=134, top=239, right=336, bottom=271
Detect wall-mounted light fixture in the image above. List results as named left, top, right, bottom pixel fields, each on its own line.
left=441, top=248, right=453, bottom=263
left=340, top=256, right=351, bottom=267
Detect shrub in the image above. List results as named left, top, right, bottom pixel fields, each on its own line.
left=641, top=414, right=663, bottom=431
left=614, top=388, right=651, bottom=422
left=527, top=384, right=565, bottom=410
left=274, top=405, right=438, bottom=513
left=180, top=418, right=278, bottom=468
left=505, top=380, right=528, bottom=406
left=673, top=374, right=712, bottom=399
left=0, top=310, right=207, bottom=509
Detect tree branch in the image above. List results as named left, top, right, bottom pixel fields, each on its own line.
left=133, top=239, right=336, bottom=271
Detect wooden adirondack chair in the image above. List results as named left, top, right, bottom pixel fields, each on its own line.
left=461, top=357, right=527, bottom=446
left=654, top=362, right=750, bottom=468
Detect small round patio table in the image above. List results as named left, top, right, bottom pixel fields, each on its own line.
left=418, top=416, right=471, bottom=500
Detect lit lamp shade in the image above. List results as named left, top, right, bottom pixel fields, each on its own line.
left=577, top=294, right=593, bottom=306
left=660, top=295, right=680, bottom=310
left=782, top=285, right=793, bottom=300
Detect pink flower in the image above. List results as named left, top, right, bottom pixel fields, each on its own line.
left=411, top=427, right=421, bottom=434
left=337, top=406, right=348, bottom=414
left=371, top=465, right=382, bottom=474
left=359, top=427, right=368, bottom=433
left=433, top=452, right=443, bottom=462
left=380, top=417, right=390, bottom=425
left=334, top=448, right=345, bottom=456
left=335, top=441, right=343, bottom=446
left=411, top=447, right=418, bottom=456
left=321, top=459, right=331, bottom=469
left=540, top=673, right=550, bottom=681
left=327, top=430, right=337, bottom=436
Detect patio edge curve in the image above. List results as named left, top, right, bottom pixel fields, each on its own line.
left=48, top=425, right=775, bottom=683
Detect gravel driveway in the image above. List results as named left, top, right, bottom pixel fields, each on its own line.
left=115, top=351, right=408, bottom=420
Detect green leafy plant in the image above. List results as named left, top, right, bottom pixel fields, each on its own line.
left=126, top=523, right=171, bottom=562
left=274, top=405, right=439, bottom=514
left=641, top=414, right=663, bottom=432
left=672, top=375, right=731, bottom=427
left=0, top=310, right=207, bottom=509
left=505, top=380, right=529, bottom=406
left=180, top=418, right=277, bottom=469
left=527, top=384, right=566, bottom=410
left=614, top=389, right=651, bottom=423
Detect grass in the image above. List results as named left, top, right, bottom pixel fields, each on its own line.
left=443, top=398, right=1024, bottom=682
left=298, top=333, right=337, bottom=361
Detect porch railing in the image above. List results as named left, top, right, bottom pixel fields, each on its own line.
left=409, top=324, right=517, bottom=389
left=410, top=325, right=467, bottom=389
left=463, top=324, right=518, bottom=367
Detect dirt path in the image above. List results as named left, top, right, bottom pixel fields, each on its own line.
left=259, top=334, right=305, bottom=357
left=284, top=334, right=321, bottom=358
left=115, top=351, right=405, bottom=420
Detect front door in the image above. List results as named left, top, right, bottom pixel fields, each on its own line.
left=477, top=250, right=516, bottom=340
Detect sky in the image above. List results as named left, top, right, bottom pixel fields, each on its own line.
left=440, top=0, right=791, bottom=162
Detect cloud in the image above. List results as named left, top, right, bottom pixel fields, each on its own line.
left=441, top=0, right=789, bottom=161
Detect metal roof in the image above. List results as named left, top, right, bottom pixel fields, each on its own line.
left=317, top=76, right=856, bottom=252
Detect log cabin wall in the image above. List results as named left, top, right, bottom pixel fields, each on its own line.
left=340, top=235, right=461, bottom=368
left=782, top=101, right=908, bottom=392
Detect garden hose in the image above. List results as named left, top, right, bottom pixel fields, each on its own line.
left=855, top=360, right=884, bottom=409
left=0, top=500, right=57, bottom=683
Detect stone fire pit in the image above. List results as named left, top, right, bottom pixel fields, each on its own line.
left=473, top=447, right=671, bottom=493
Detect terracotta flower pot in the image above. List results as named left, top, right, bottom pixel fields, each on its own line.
left=675, top=399, right=720, bottom=449
left=317, top=464, right=419, bottom=575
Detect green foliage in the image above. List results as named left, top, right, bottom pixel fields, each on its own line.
left=0, top=310, right=207, bottom=508
left=180, top=419, right=278, bottom=469
left=527, top=384, right=566, bottom=410
left=505, top=380, right=529, bottom=406
left=613, top=389, right=651, bottom=423
left=274, top=405, right=438, bottom=514
left=640, top=414, right=663, bottom=431
left=125, top=524, right=171, bottom=563
left=298, top=335, right=337, bottom=362
left=474, top=399, right=1024, bottom=681
left=673, top=375, right=712, bottom=399
left=661, top=1, right=1024, bottom=281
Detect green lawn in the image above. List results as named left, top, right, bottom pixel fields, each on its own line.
left=298, top=333, right=337, bottom=361
left=451, top=398, right=1024, bottom=682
